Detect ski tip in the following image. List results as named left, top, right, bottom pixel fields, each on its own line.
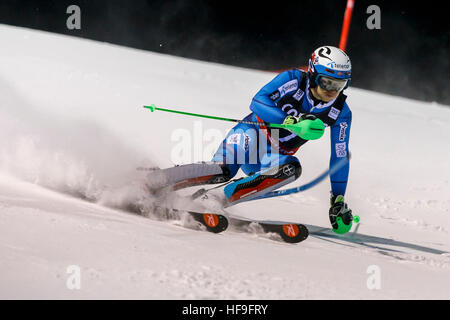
left=280, top=224, right=309, bottom=243
left=190, top=212, right=228, bottom=233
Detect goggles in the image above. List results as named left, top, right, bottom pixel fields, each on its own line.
left=317, top=75, right=349, bottom=92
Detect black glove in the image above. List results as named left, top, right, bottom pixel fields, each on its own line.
left=329, top=194, right=353, bottom=231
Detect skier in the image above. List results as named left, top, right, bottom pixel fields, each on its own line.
left=147, top=46, right=353, bottom=231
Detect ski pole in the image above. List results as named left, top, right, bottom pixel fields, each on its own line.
left=143, top=104, right=324, bottom=140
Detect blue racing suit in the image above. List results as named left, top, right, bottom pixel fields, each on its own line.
left=212, top=69, right=351, bottom=197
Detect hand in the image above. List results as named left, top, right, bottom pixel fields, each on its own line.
left=299, top=114, right=317, bottom=121
left=282, top=113, right=324, bottom=140
left=283, top=115, right=298, bottom=125
left=284, top=114, right=316, bottom=125
left=329, top=194, right=353, bottom=233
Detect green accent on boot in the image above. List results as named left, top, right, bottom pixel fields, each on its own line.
left=330, top=194, right=345, bottom=206
left=333, top=215, right=361, bottom=234
left=333, top=216, right=353, bottom=234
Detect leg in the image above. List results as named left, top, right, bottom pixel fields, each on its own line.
left=147, top=117, right=260, bottom=193
left=211, top=115, right=261, bottom=179
left=146, top=162, right=232, bottom=193
left=224, top=153, right=302, bottom=205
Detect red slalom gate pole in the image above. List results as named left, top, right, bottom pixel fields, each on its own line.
left=268, top=0, right=355, bottom=73
left=339, top=0, right=355, bottom=51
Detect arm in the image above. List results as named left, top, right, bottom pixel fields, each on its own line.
left=329, top=106, right=352, bottom=196
left=250, top=69, right=301, bottom=124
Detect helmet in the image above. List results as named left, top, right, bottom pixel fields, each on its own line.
left=308, top=46, right=352, bottom=91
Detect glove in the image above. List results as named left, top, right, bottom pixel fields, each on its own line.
left=283, top=113, right=317, bottom=125
left=299, top=113, right=317, bottom=121
left=282, top=113, right=324, bottom=140
left=329, top=194, right=353, bottom=234
left=282, top=115, right=298, bottom=125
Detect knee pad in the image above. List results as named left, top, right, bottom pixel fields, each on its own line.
left=263, top=161, right=301, bottom=180
left=280, top=161, right=302, bottom=180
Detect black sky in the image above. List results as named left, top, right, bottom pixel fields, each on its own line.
left=0, top=0, right=448, bottom=105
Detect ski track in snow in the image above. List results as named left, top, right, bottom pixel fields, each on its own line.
left=1, top=24, right=450, bottom=299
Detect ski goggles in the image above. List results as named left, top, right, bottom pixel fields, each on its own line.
left=317, top=75, right=349, bottom=92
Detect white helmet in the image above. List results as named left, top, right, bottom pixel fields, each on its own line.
left=308, top=46, right=352, bottom=91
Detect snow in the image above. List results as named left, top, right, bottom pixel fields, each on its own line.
left=0, top=24, right=449, bottom=299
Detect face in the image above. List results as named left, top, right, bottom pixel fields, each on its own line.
left=311, top=75, right=349, bottom=102
left=311, top=86, right=340, bottom=102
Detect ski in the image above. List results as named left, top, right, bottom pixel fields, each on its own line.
left=154, top=205, right=228, bottom=234
left=186, top=210, right=229, bottom=234
left=156, top=204, right=308, bottom=243
left=227, top=214, right=309, bottom=243
left=143, top=159, right=348, bottom=242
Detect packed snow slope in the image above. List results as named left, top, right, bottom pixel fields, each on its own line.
left=1, top=25, right=449, bottom=299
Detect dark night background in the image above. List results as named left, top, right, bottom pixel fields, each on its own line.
left=0, top=0, right=449, bottom=105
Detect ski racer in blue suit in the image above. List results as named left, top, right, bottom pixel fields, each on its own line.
left=212, top=46, right=354, bottom=231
